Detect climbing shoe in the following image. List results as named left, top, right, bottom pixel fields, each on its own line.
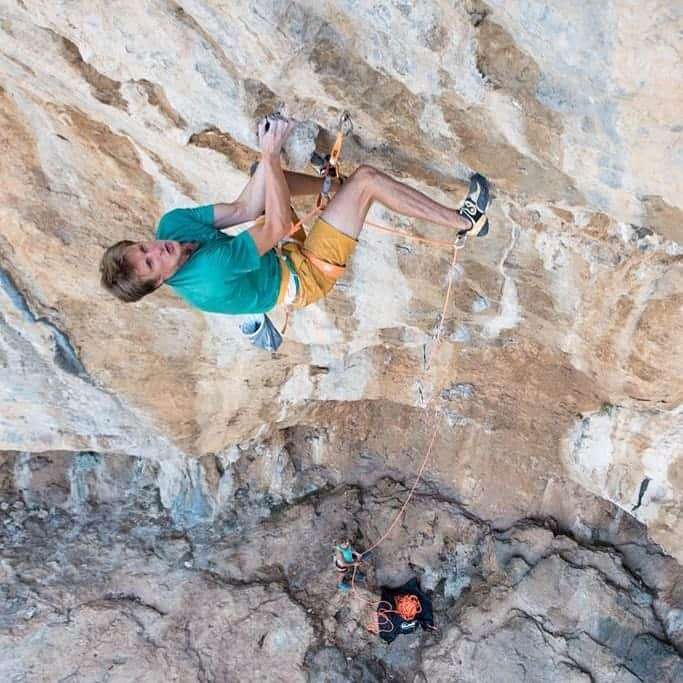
left=337, top=581, right=351, bottom=592
left=457, top=173, right=490, bottom=237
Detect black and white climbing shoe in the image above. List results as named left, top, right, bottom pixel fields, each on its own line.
left=457, top=173, right=490, bottom=237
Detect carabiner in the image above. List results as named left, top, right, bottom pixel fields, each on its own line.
left=338, top=111, right=353, bottom=136
left=454, top=232, right=468, bottom=249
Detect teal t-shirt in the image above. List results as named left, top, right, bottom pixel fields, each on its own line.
left=337, top=545, right=354, bottom=563
left=155, top=205, right=282, bottom=314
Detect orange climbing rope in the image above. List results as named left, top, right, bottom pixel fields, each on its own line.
left=362, top=218, right=461, bottom=250
left=350, top=238, right=459, bottom=572
left=395, top=594, right=422, bottom=620
left=367, top=594, right=426, bottom=634
left=345, top=212, right=459, bottom=638
left=285, top=114, right=467, bottom=633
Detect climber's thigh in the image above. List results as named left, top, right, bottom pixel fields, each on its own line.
left=320, top=165, right=379, bottom=239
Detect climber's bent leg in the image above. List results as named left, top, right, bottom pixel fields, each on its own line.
left=282, top=165, right=480, bottom=308
left=319, top=164, right=471, bottom=239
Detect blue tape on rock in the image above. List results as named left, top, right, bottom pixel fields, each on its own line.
left=240, top=314, right=283, bottom=352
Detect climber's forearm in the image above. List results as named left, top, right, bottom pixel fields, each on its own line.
left=243, top=163, right=339, bottom=200
left=263, top=155, right=292, bottom=233
left=248, top=154, right=292, bottom=255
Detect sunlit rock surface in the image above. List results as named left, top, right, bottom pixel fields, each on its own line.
left=1, top=0, right=681, bottom=679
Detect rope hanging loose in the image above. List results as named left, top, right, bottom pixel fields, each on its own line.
left=353, top=241, right=461, bottom=568
left=280, top=113, right=469, bottom=634
left=348, top=236, right=461, bottom=640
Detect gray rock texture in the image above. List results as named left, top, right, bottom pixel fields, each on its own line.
left=2, top=450, right=682, bottom=681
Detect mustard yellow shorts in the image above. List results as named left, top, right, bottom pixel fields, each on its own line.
left=276, top=218, right=357, bottom=308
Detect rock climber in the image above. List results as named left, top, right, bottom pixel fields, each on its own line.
left=334, top=539, right=365, bottom=592
left=100, top=114, right=491, bottom=315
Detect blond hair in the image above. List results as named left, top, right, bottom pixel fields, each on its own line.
left=99, top=240, right=158, bottom=303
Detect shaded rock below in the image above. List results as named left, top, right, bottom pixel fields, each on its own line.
left=1, top=451, right=681, bottom=681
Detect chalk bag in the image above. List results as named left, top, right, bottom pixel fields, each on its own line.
left=240, top=313, right=283, bottom=352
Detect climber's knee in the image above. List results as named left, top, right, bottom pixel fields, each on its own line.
left=350, top=164, right=380, bottom=186
left=346, top=164, right=381, bottom=205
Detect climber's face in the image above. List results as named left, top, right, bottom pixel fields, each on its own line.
left=125, top=240, right=191, bottom=286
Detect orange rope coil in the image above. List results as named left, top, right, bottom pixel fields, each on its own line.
left=366, top=594, right=423, bottom=634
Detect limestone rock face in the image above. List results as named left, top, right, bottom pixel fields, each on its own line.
left=1, top=0, right=682, bottom=679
